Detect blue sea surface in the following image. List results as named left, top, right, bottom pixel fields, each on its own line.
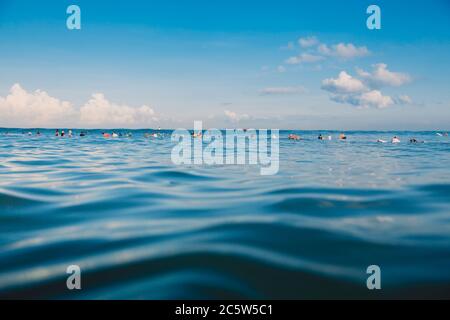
left=0, top=129, right=449, bottom=299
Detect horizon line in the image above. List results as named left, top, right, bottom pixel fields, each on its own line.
left=1, top=127, right=449, bottom=133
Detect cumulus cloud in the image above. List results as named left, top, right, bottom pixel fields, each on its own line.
left=285, top=53, right=324, bottom=65
left=260, top=86, right=307, bottom=95
left=298, top=36, right=319, bottom=48
left=356, top=63, right=411, bottom=87
left=80, top=93, right=157, bottom=128
left=322, top=66, right=412, bottom=109
left=318, top=43, right=370, bottom=59
left=224, top=110, right=250, bottom=122
left=0, top=84, right=77, bottom=127
left=330, top=90, right=394, bottom=109
left=359, top=90, right=394, bottom=108
left=321, top=71, right=367, bottom=94
left=0, top=84, right=158, bottom=128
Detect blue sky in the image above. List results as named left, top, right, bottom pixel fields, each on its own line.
left=0, top=0, right=449, bottom=129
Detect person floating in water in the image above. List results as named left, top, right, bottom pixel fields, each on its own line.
left=409, top=138, right=424, bottom=143
left=36, top=130, right=41, bottom=136
left=61, top=130, right=65, bottom=137
left=55, top=129, right=60, bottom=137
left=391, top=136, right=400, bottom=143
left=80, top=131, right=86, bottom=137
left=288, top=134, right=301, bottom=140
left=339, top=133, right=347, bottom=140
left=318, top=134, right=324, bottom=140
left=102, top=132, right=111, bottom=138
left=68, top=129, right=73, bottom=138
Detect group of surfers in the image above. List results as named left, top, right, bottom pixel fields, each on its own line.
left=288, top=133, right=347, bottom=141
left=287, top=133, right=440, bottom=144
left=16, top=130, right=449, bottom=143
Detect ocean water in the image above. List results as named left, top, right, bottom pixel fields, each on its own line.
left=0, top=129, right=449, bottom=299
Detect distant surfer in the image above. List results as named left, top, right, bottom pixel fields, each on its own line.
left=391, top=136, right=400, bottom=143
left=409, top=138, right=424, bottom=143
left=288, top=134, right=300, bottom=140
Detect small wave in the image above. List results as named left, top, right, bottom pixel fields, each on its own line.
left=269, top=194, right=428, bottom=216
left=138, top=170, right=219, bottom=182
left=0, top=191, right=46, bottom=207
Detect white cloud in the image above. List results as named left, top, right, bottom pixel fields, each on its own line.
left=330, top=90, right=394, bottom=109
left=357, top=63, right=411, bottom=87
left=318, top=43, right=370, bottom=59
left=298, top=36, right=319, bottom=48
left=0, top=84, right=158, bottom=128
left=80, top=93, right=157, bottom=128
left=322, top=66, right=412, bottom=109
left=285, top=53, right=324, bottom=65
left=321, top=71, right=367, bottom=94
left=359, top=90, right=394, bottom=109
left=0, top=83, right=76, bottom=127
left=260, top=86, right=307, bottom=95
left=279, top=37, right=370, bottom=76
left=224, top=110, right=250, bottom=122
